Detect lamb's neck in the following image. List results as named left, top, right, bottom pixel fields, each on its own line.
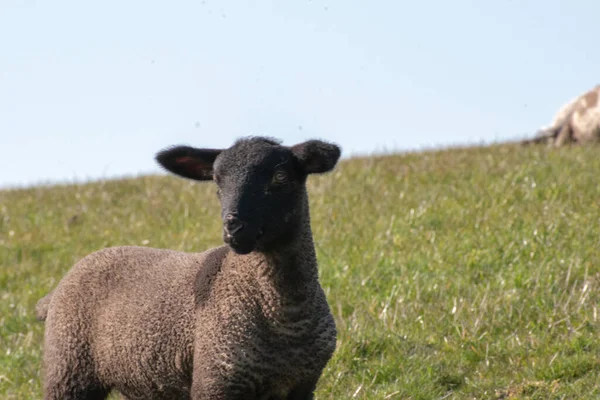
left=250, top=219, right=321, bottom=310
left=263, top=223, right=318, bottom=285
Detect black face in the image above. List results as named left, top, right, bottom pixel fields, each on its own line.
left=212, top=142, right=305, bottom=254
left=155, top=137, right=341, bottom=254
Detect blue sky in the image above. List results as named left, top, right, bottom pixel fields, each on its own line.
left=1, top=0, right=598, bottom=188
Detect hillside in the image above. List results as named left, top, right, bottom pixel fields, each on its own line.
left=1, top=143, right=600, bottom=399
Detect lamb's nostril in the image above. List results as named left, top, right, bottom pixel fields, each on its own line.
left=224, top=214, right=244, bottom=235
left=225, top=213, right=236, bottom=221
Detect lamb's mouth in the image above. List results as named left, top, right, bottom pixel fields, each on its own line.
left=224, top=228, right=264, bottom=254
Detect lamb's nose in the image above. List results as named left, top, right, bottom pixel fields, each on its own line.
left=224, top=213, right=244, bottom=236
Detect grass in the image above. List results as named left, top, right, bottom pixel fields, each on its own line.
left=2, top=142, right=600, bottom=399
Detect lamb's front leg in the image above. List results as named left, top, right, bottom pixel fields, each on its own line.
left=192, top=365, right=258, bottom=400
left=554, top=124, right=573, bottom=147
left=286, top=378, right=319, bottom=400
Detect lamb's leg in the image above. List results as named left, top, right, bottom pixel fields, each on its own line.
left=554, top=124, right=573, bottom=147
left=191, top=373, right=256, bottom=400
left=44, top=360, right=108, bottom=400
left=521, top=127, right=559, bottom=146
left=44, top=378, right=109, bottom=400
left=43, top=331, right=108, bottom=400
left=286, top=379, right=319, bottom=400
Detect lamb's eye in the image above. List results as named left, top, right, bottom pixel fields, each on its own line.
left=271, top=171, right=288, bottom=185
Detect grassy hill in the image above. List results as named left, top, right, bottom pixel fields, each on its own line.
left=1, top=143, right=600, bottom=399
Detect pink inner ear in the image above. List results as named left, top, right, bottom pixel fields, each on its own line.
left=175, top=156, right=212, bottom=178
left=175, top=156, right=196, bottom=164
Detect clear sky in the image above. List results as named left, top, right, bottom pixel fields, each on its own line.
left=1, top=0, right=598, bottom=188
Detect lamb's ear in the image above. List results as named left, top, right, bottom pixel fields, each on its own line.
left=291, top=140, right=341, bottom=174
left=155, top=146, right=222, bottom=181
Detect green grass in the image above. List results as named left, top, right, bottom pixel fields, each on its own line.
left=2, top=143, right=600, bottom=399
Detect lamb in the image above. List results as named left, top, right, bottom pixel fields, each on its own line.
left=523, top=84, right=600, bottom=146
left=35, top=136, right=341, bottom=400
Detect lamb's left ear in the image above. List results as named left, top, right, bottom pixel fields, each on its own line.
left=291, top=140, right=341, bottom=174
left=155, top=145, right=222, bottom=181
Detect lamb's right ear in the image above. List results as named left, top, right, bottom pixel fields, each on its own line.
left=155, top=146, right=222, bottom=181
left=291, top=140, right=342, bottom=174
